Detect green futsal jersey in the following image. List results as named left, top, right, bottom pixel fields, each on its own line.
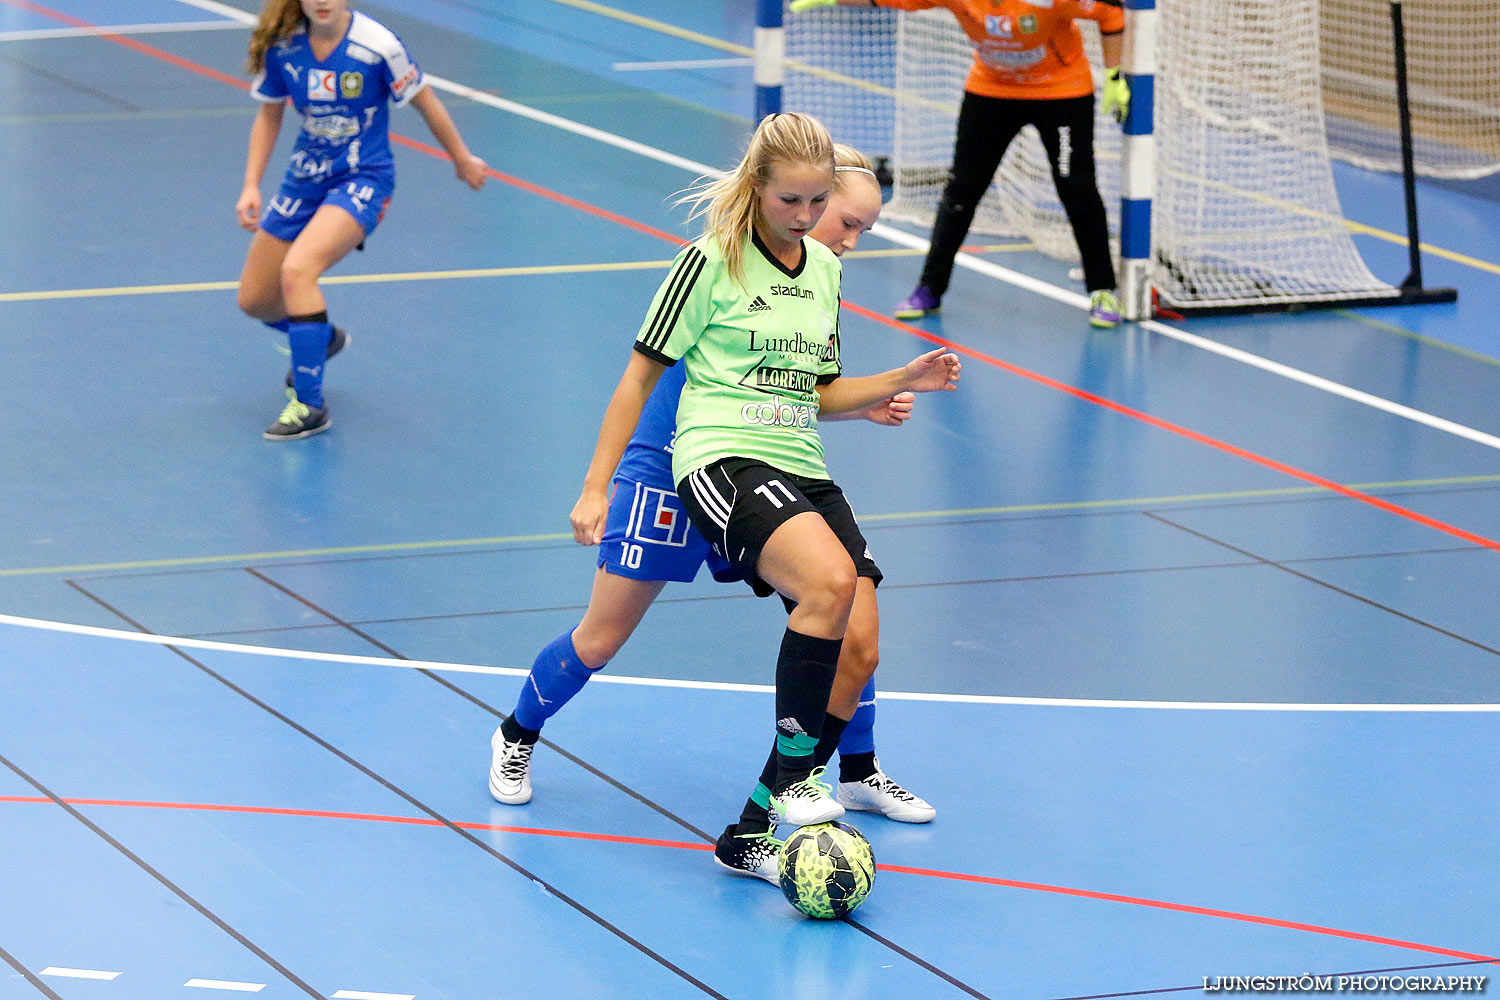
left=634, top=230, right=843, bottom=485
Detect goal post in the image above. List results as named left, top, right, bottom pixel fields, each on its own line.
left=770, top=0, right=1457, bottom=318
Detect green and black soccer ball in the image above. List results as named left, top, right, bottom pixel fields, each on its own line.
left=777, top=821, right=877, bottom=919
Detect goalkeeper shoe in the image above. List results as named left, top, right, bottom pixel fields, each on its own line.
left=488, top=726, right=534, bottom=805
left=713, top=825, right=783, bottom=884
left=1089, top=289, right=1122, bottom=329
left=837, top=763, right=936, bottom=823
left=263, top=395, right=330, bottom=440
left=894, top=285, right=941, bottom=320
left=286, top=325, right=349, bottom=388
left=769, top=766, right=844, bottom=827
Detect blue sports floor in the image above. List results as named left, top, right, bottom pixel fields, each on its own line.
left=2, top=2, right=1499, bottom=998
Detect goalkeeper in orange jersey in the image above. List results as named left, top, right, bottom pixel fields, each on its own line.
left=792, top=0, right=1130, bottom=328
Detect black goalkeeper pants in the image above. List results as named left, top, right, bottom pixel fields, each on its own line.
left=919, top=91, right=1116, bottom=297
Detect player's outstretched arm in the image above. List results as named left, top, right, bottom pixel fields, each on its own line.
left=237, top=101, right=285, bottom=231
left=816, top=348, right=960, bottom=416
left=410, top=86, right=489, bottom=190
left=570, top=351, right=667, bottom=545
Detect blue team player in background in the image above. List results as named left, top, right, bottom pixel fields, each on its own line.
left=234, top=0, right=487, bottom=440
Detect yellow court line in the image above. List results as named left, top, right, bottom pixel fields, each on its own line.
left=547, top=0, right=1500, bottom=278
left=7, top=474, right=1497, bottom=579
left=0, top=532, right=573, bottom=578
left=0, top=249, right=1038, bottom=304
left=542, top=0, right=943, bottom=108
left=1334, top=310, right=1500, bottom=369
left=0, top=260, right=674, bottom=304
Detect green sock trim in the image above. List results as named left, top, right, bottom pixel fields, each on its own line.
left=751, top=784, right=772, bottom=809
left=776, top=732, right=817, bottom=757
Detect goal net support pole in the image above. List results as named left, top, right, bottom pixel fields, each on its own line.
left=1118, top=0, right=1156, bottom=322
left=756, top=0, right=784, bottom=121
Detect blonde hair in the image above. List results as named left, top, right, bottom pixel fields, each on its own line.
left=679, top=113, right=835, bottom=289
left=247, top=0, right=308, bottom=75
left=832, top=143, right=879, bottom=195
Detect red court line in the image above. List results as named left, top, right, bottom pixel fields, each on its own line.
left=1, top=0, right=249, bottom=90
left=4, top=794, right=1494, bottom=964
left=0, top=0, right=685, bottom=247
left=839, top=303, right=1500, bottom=553
left=13, top=0, right=1500, bottom=556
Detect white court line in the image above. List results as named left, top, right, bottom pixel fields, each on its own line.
left=0, top=21, right=243, bottom=42
left=40, top=967, right=121, bottom=980
left=172, top=1, right=1500, bottom=454
left=613, top=57, right=751, bottom=71
left=331, top=991, right=415, bottom=1000
left=170, top=0, right=257, bottom=22
left=2, top=613, right=1495, bottom=713
left=185, top=979, right=266, bottom=992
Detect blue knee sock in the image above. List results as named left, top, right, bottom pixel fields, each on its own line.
left=287, top=312, right=332, bottom=408
left=263, top=318, right=292, bottom=334
left=512, top=629, right=601, bottom=732
left=838, top=678, right=877, bottom=755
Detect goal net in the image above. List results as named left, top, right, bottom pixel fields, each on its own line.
left=1322, top=0, right=1500, bottom=180
left=784, top=0, right=1404, bottom=313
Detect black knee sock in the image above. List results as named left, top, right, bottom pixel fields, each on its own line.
left=813, top=712, right=850, bottom=769
left=735, top=743, right=782, bottom=835
left=772, top=629, right=842, bottom=787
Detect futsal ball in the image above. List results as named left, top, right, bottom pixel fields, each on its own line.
left=777, top=821, right=877, bottom=919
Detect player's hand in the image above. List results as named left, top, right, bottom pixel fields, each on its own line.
left=456, top=153, right=488, bottom=191
left=790, top=0, right=838, bottom=11
left=863, top=391, right=915, bottom=427
left=902, top=347, right=961, bottom=393
left=1103, top=66, right=1130, bottom=125
left=569, top=488, right=610, bottom=545
left=235, top=186, right=262, bottom=232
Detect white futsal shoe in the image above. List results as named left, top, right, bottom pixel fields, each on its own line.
left=837, top=762, right=936, bottom=823
left=488, top=726, right=534, bottom=805
left=769, top=766, right=844, bottom=827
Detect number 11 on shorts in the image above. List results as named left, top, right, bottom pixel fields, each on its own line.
left=755, top=479, right=798, bottom=509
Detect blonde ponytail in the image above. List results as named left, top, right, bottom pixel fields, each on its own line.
left=679, top=113, right=835, bottom=288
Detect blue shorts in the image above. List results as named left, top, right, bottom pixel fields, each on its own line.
left=259, top=170, right=395, bottom=242
left=598, top=477, right=736, bottom=584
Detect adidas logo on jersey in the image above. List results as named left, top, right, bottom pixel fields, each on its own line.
left=748, top=295, right=771, bottom=312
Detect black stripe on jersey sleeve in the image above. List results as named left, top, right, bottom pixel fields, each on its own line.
left=633, top=341, right=677, bottom=366
left=816, top=373, right=839, bottom=386
left=640, top=247, right=707, bottom=356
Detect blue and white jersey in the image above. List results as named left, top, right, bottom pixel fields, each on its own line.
left=615, top=361, right=686, bottom=491
left=250, top=11, right=425, bottom=183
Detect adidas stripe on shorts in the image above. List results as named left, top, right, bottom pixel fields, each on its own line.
left=677, top=457, right=882, bottom=599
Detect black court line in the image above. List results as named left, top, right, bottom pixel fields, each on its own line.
left=0, top=747, right=323, bottom=1000
left=167, top=558, right=1262, bottom=640
left=241, top=567, right=997, bottom=1000
left=1049, top=958, right=1499, bottom=1000
left=240, top=567, right=719, bottom=842
left=66, top=578, right=732, bottom=1000
left=1144, top=513, right=1500, bottom=660
left=0, top=51, right=142, bottom=112
left=54, top=478, right=1500, bottom=588
left=0, top=940, right=64, bottom=1000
